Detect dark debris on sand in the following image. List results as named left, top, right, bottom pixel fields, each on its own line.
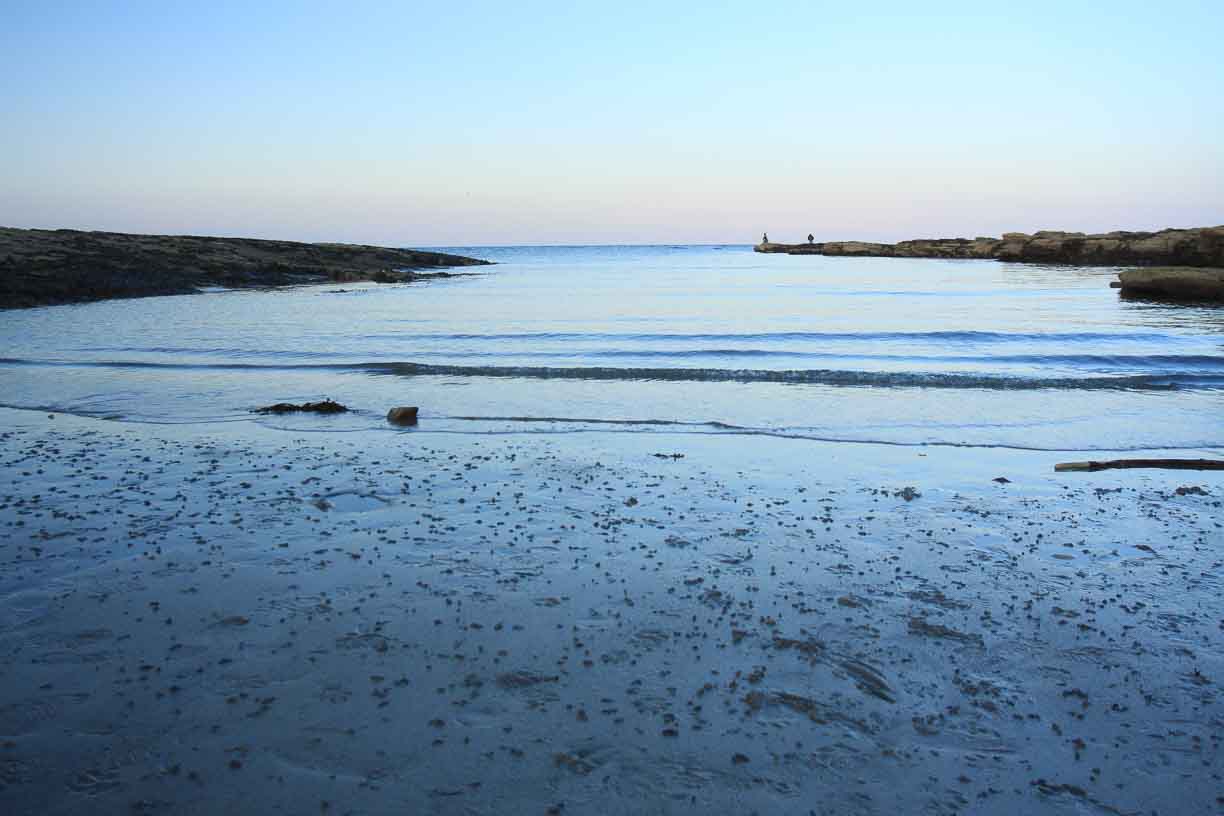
left=253, top=400, right=350, bottom=415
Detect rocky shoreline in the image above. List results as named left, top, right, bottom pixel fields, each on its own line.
left=0, top=226, right=492, bottom=309
left=756, top=225, right=1224, bottom=266
left=756, top=225, right=1224, bottom=301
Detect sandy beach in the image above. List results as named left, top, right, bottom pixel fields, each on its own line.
left=2, top=406, right=1220, bottom=814
left=7, top=1, right=1224, bottom=812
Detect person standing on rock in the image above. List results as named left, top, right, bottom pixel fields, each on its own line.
left=807, top=233, right=814, bottom=244
left=762, top=233, right=769, bottom=244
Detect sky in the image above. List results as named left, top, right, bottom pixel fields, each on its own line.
left=2, top=1, right=1222, bottom=245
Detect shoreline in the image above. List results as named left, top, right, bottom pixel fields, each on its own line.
left=0, top=226, right=493, bottom=309
left=2, top=406, right=1220, bottom=813
left=756, top=225, right=1224, bottom=267
left=757, top=226, right=1224, bottom=301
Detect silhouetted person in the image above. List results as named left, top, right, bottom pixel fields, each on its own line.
left=762, top=233, right=769, bottom=244
left=808, top=233, right=814, bottom=244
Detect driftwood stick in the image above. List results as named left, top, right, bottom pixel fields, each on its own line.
left=1055, top=459, right=1224, bottom=473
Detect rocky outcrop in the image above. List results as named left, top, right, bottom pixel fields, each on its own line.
left=1113, top=267, right=1224, bottom=301
left=756, top=226, right=1224, bottom=268
left=995, top=228, right=1224, bottom=266
left=761, top=236, right=1003, bottom=260
left=0, top=227, right=493, bottom=309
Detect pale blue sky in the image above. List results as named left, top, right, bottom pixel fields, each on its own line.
left=3, top=1, right=1221, bottom=245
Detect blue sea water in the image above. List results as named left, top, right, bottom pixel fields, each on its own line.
left=1, top=244, right=1222, bottom=451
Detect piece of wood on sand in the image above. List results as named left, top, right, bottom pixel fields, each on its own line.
left=1055, top=458, right=1224, bottom=472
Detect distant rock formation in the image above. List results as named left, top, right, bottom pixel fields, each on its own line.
left=756, top=226, right=1224, bottom=268
left=0, top=227, right=493, bottom=309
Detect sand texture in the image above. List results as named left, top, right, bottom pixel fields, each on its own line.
left=1, top=408, right=1221, bottom=814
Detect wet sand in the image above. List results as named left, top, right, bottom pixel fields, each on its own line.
left=1, top=407, right=1221, bottom=814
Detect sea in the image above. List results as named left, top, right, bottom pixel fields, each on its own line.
left=2, top=244, right=1222, bottom=453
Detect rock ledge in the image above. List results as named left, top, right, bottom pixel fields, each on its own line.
left=756, top=226, right=1224, bottom=268
left=0, top=226, right=493, bottom=309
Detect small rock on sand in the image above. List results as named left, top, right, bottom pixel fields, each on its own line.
left=387, top=406, right=419, bottom=425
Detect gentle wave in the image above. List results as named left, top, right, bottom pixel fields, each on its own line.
left=36, top=349, right=1224, bottom=372
left=78, top=330, right=1195, bottom=349
left=440, top=415, right=1224, bottom=452
left=358, top=362, right=1214, bottom=390
left=15, top=350, right=1224, bottom=368
left=566, top=350, right=1224, bottom=368
left=386, top=330, right=1187, bottom=343
left=6, top=358, right=1223, bottom=390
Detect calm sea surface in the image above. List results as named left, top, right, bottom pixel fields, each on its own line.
left=2, top=244, right=1222, bottom=451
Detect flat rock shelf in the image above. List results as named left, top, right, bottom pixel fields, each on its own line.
left=0, top=226, right=492, bottom=308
